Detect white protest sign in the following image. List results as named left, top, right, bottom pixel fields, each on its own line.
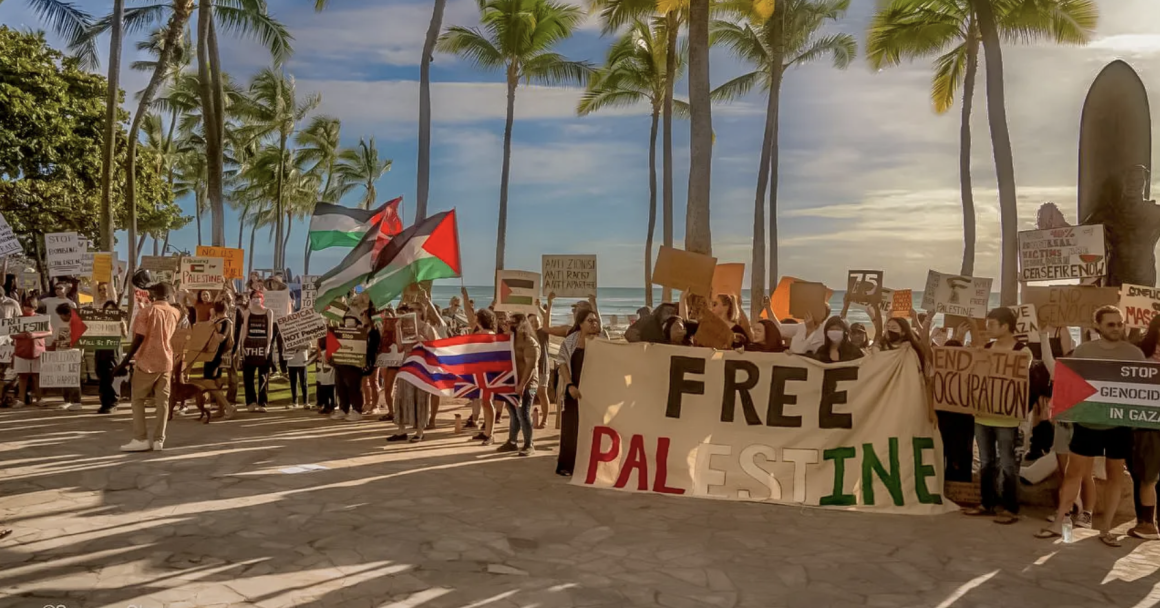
left=18, top=315, right=50, bottom=334
left=81, top=251, right=95, bottom=276
left=45, top=232, right=82, bottom=277
left=495, top=270, right=541, bottom=314
left=40, top=349, right=82, bottom=388
left=300, top=275, right=319, bottom=311
left=1121, top=284, right=1160, bottom=329
left=264, top=289, right=292, bottom=320
left=542, top=255, right=597, bottom=299
left=179, top=257, right=226, bottom=290
left=280, top=309, right=327, bottom=351
left=574, top=340, right=954, bottom=514
left=1010, top=303, right=1040, bottom=344
left=0, top=344, right=13, bottom=364
left=1018, top=225, right=1106, bottom=282
left=920, top=270, right=992, bottom=319
left=0, top=213, right=22, bottom=257
left=0, top=317, right=17, bottom=337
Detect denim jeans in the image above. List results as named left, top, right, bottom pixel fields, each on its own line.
left=506, top=387, right=536, bottom=449
left=975, top=423, right=1019, bottom=514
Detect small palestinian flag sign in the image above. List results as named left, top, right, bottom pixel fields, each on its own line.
left=495, top=270, right=540, bottom=313
left=1053, top=358, right=1160, bottom=429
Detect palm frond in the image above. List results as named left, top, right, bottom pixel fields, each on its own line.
left=522, top=53, right=594, bottom=86
left=787, top=32, right=857, bottom=69
left=930, top=39, right=968, bottom=114
left=997, top=0, right=1098, bottom=45
left=213, top=3, right=294, bottom=66
left=437, top=26, right=505, bottom=70
left=865, top=0, right=963, bottom=70
left=26, top=0, right=96, bottom=67
left=710, top=70, right=764, bottom=102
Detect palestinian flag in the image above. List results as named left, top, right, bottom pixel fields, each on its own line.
left=312, top=214, right=397, bottom=314
left=364, top=210, right=461, bottom=307
left=308, top=198, right=403, bottom=251
left=1053, top=358, right=1160, bottom=429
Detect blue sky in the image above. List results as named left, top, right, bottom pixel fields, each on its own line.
left=2, top=0, right=1160, bottom=289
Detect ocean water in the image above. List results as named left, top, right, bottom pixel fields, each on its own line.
left=428, top=285, right=1006, bottom=328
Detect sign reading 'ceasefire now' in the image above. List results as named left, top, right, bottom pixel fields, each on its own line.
left=1053, top=358, right=1160, bottom=429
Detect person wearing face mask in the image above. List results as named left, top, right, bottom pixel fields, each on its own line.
left=234, top=291, right=285, bottom=413
left=811, top=317, right=863, bottom=363
left=849, top=323, right=869, bottom=352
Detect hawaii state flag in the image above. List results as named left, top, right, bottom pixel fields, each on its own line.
left=396, top=333, right=518, bottom=406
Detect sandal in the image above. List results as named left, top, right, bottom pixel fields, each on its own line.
left=961, top=507, right=993, bottom=517
left=1099, top=533, right=1122, bottom=548
left=993, top=513, right=1020, bottom=525
left=410, top=435, right=424, bottom=443
left=386, top=434, right=409, bottom=442
left=1034, top=528, right=1061, bottom=539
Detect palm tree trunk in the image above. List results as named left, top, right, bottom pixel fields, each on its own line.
left=136, top=234, right=147, bottom=264
left=684, top=0, right=712, bottom=255
left=275, top=133, right=287, bottom=270
left=416, top=0, right=447, bottom=223
left=162, top=231, right=170, bottom=253
left=200, top=3, right=226, bottom=248
left=284, top=213, right=294, bottom=274
left=645, top=107, right=660, bottom=308
left=768, top=21, right=785, bottom=292
left=496, top=72, right=517, bottom=272
left=248, top=224, right=257, bottom=275
left=238, top=207, right=247, bottom=249
left=196, top=191, right=203, bottom=246
left=127, top=4, right=190, bottom=321
left=661, top=12, right=677, bottom=303
left=152, top=236, right=159, bottom=257
left=971, top=0, right=1018, bottom=305
left=98, top=0, right=125, bottom=252
left=959, top=26, right=979, bottom=277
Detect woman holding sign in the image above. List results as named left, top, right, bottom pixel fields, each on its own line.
left=556, top=308, right=601, bottom=476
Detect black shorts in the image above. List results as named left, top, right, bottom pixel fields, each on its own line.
left=1070, top=425, right=1132, bottom=460
left=1132, top=429, right=1160, bottom=486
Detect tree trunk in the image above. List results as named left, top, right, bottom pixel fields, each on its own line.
left=661, top=12, right=677, bottom=303
left=284, top=213, right=294, bottom=274
left=768, top=24, right=785, bottom=292
left=162, top=230, right=170, bottom=253
left=645, top=108, right=660, bottom=308
left=98, top=0, right=125, bottom=252
left=238, top=208, right=247, bottom=249
left=135, top=234, right=146, bottom=264
left=127, top=3, right=190, bottom=321
left=416, top=0, right=446, bottom=223
left=195, top=190, right=203, bottom=246
left=684, top=0, right=713, bottom=255
left=274, top=133, right=287, bottom=270
left=958, top=25, right=979, bottom=277
left=199, top=3, right=226, bottom=248
left=152, top=236, right=159, bottom=256
left=972, top=0, right=1018, bottom=305
left=495, top=72, right=517, bottom=272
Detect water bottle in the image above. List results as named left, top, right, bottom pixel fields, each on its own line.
left=1062, top=516, right=1073, bottom=543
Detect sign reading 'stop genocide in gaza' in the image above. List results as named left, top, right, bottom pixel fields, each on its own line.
left=1018, top=225, right=1106, bottom=281
left=542, top=255, right=597, bottom=299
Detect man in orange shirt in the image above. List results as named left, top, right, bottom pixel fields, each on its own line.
left=114, top=282, right=182, bottom=452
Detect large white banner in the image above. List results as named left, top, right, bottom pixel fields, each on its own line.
left=574, top=341, right=954, bottom=514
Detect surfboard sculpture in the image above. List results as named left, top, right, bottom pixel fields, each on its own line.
left=1078, top=60, right=1160, bottom=287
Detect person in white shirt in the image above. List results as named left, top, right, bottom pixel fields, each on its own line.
left=39, top=281, right=75, bottom=334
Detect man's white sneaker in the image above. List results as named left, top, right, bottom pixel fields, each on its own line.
left=120, top=439, right=152, bottom=452
left=346, top=410, right=363, bottom=422
left=330, top=410, right=346, bottom=421
left=152, top=441, right=164, bottom=451
left=246, top=403, right=258, bottom=412
left=255, top=405, right=268, bottom=413
left=67, top=402, right=82, bottom=411
left=290, top=401, right=299, bottom=409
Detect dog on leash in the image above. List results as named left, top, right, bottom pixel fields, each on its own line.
left=168, top=376, right=218, bottom=423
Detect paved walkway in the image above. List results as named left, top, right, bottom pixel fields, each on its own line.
left=3, top=401, right=1160, bottom=608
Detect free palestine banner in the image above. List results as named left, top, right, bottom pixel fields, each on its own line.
left=573, top=341, right=954, bottom=514
left=1053, top=358, right=1160, bottom=429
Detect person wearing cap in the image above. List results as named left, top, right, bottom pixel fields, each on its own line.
left=113, top=282, right=182, bottom=452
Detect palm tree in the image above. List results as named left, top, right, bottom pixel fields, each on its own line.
left=297, top=115, right=343, bottom=273
left=579, top=18, right=687, bottom=307
left=712, top=0, right=856, bottom=313
left=239, top=68, right=320, bottom=269
left=98, top=0, right=122, bottom=253
left=335, top=138, right=392, bottom=210
left=438, top=0, right=593, bottom=270
left=867, top=0, right=1097, bottom=279
left=684, top=0, right=712, bottom=255
left=417, top=0, right=448, bottom=222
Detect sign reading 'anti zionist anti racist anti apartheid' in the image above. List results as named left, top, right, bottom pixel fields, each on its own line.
left=921, top=270, right=992, bottom=319
left=930, top=347, right=1031, bottom=420
left=76, top=309, right=123, bottom=350
left=542, top=255, right=597, bottom=299
left=40, top=349, right=82, bottom=388
left=1018, top=225, right=1106, bottom=281
left=1023, top=285, right=1120, bottom=328
left=1053, top=359, right=1160, bottom=429
left=280, top=309, right=327, bottom=352
left=180, top=257, right=226, bottom=290
left=1120, top=284, right=1160, bottom=329
left=573, top=341, right=955, bottom=514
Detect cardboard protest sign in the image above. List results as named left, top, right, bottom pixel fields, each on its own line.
left=765, top=277, right=835, bottom=321
left=397, top=313, right=419, bottom=344
left=652, top=246, right=717, bottom=296
left=1010, top=304, right=1039, bottom=344
left=891, top=289, right=913, bottom=318
left=76, top=309, right=123, bottom=350
left=1120, top=284, right=1160, bottom=329
left=1023, top=285, right=1119, bottom=328
left=542, top=255, right=597, bottom=298
left=196, top=246, right=245, bottom=280
left=574, top=341, right=953, bottom=514
left=18, top=315, right=50, bottom=334
left=495, top=270, right=541, bottom=314
left=930, top=347, right=1032, bottom=420
left=0, top=213, right=22, bottom=256
left=789, top=281, right=828, bottom=319
left=847, top=270, right=884, bottom=305
left=1053, top=358, right=1160, bottom=429
left=141, top=256, right=179, bottom=283
left=692, top=311, right=734, bottom=349
left=280, top=309, right=327, bottom=352
left=1018, top=225, right=1106, bottom=281
left=90, top=252, right=113, bottom=283
left=180, top=257, right=226, bottom=290
left=39, top=349, right=82, bottom=388
left=45, top=232, right=82, bottom=277
left=264, top=289, right=292, bottom=320
left=330, top=326, right=368, bottom=367
left=920, top=270, right=992, bottom=319
left=711, top=263, right=745, bottom=298
left=183, top=323, right=224, bottom=365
